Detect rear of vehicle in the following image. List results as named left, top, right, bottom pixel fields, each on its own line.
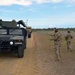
left=26, top=26, right=32, bottom=38
left=0, top=28, right=27, bottom=58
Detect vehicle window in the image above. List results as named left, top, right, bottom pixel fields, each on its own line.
left=0, top=29, right=7, bottom=34
left=9, top=29, right=22, bottom=35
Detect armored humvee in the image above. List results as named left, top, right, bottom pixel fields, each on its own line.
left=0, top=19, right=27, bottom=58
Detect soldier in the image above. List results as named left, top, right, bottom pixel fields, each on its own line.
left=65, top=30, right=73, bottom=52
left=51, top=28, right=62, bottom=61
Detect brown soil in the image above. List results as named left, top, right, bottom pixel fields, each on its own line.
left=0, top=31, right=75, bottom=75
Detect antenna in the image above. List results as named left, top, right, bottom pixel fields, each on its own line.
left=26, top=19, right=28, bottom=26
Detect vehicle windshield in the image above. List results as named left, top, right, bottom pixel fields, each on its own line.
left=0, top=29, right=7, bottom=34
left=0, top=28, right=23, bottom=35
left=9, top=29, right=22, bottom=35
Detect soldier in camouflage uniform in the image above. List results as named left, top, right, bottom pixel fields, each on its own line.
left=52, top=28, right=62, bottom=61
left=65, top=30, right=73, bottom=52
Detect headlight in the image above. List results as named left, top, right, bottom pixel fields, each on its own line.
left=10, top=41, right=13, bottom=45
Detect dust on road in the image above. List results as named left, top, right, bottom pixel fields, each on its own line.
left=0, top=31, right=75, bottom=75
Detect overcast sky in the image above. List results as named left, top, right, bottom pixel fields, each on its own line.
left=0, top=0, right=75, bottom=28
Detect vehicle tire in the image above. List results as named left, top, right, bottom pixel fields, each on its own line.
left=28, top=33, right=31, bottom=38
left=18, top=46, right=24, bottom=58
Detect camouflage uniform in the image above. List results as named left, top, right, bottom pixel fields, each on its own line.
left=52, top=29, right=61, bottom=61
left=65, top=30, right=73, bottom=51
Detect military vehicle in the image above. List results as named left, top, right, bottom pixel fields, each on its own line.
left=0, top=19, right=27, bottom=58
left=26, top=26, right=32, bottom=38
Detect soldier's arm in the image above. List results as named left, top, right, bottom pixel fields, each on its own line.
left=65, top=35, right=68, bottom=40
left=46, top=33, right=54, bottom=41
left=69, top=34, right=73, bottom=39
left=49, top=35, right=55, bottom=41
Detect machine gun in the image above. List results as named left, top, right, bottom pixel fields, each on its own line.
left=17, top=20, right=32, bottom=38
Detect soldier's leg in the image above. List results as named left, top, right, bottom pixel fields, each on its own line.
left=68, top=42, right=73, bottom=52
left=56, top=44, right=61, bottom=60
left=55, top=42, right=61, bottom=61
left=67, top=42, right=69, bottom=51
left=58, top=43, right=61, bottom=58
left=54, top=42, right=58, bottom=61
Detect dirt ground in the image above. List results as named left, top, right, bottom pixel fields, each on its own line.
left=0, top=31, right=75, bottom=75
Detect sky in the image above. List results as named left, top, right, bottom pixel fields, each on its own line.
left=0, top=0, right=75, bottom=28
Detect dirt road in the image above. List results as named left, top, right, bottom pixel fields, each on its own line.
left=0, top=31, right=75, bottom=75
left=0, top=32, right=36, bottom=75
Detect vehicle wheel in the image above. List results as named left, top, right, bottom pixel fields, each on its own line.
left=18, top=46, right=24, bottom=58
left=28, top=33, right=31, bottom=38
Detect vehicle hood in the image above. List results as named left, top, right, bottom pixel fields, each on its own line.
left=0, top=35, right=24, bottom=41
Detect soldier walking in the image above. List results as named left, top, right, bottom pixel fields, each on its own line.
left=51, top=28, right=62, bottom=61
left=65, top=30, right=73, bottom=52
